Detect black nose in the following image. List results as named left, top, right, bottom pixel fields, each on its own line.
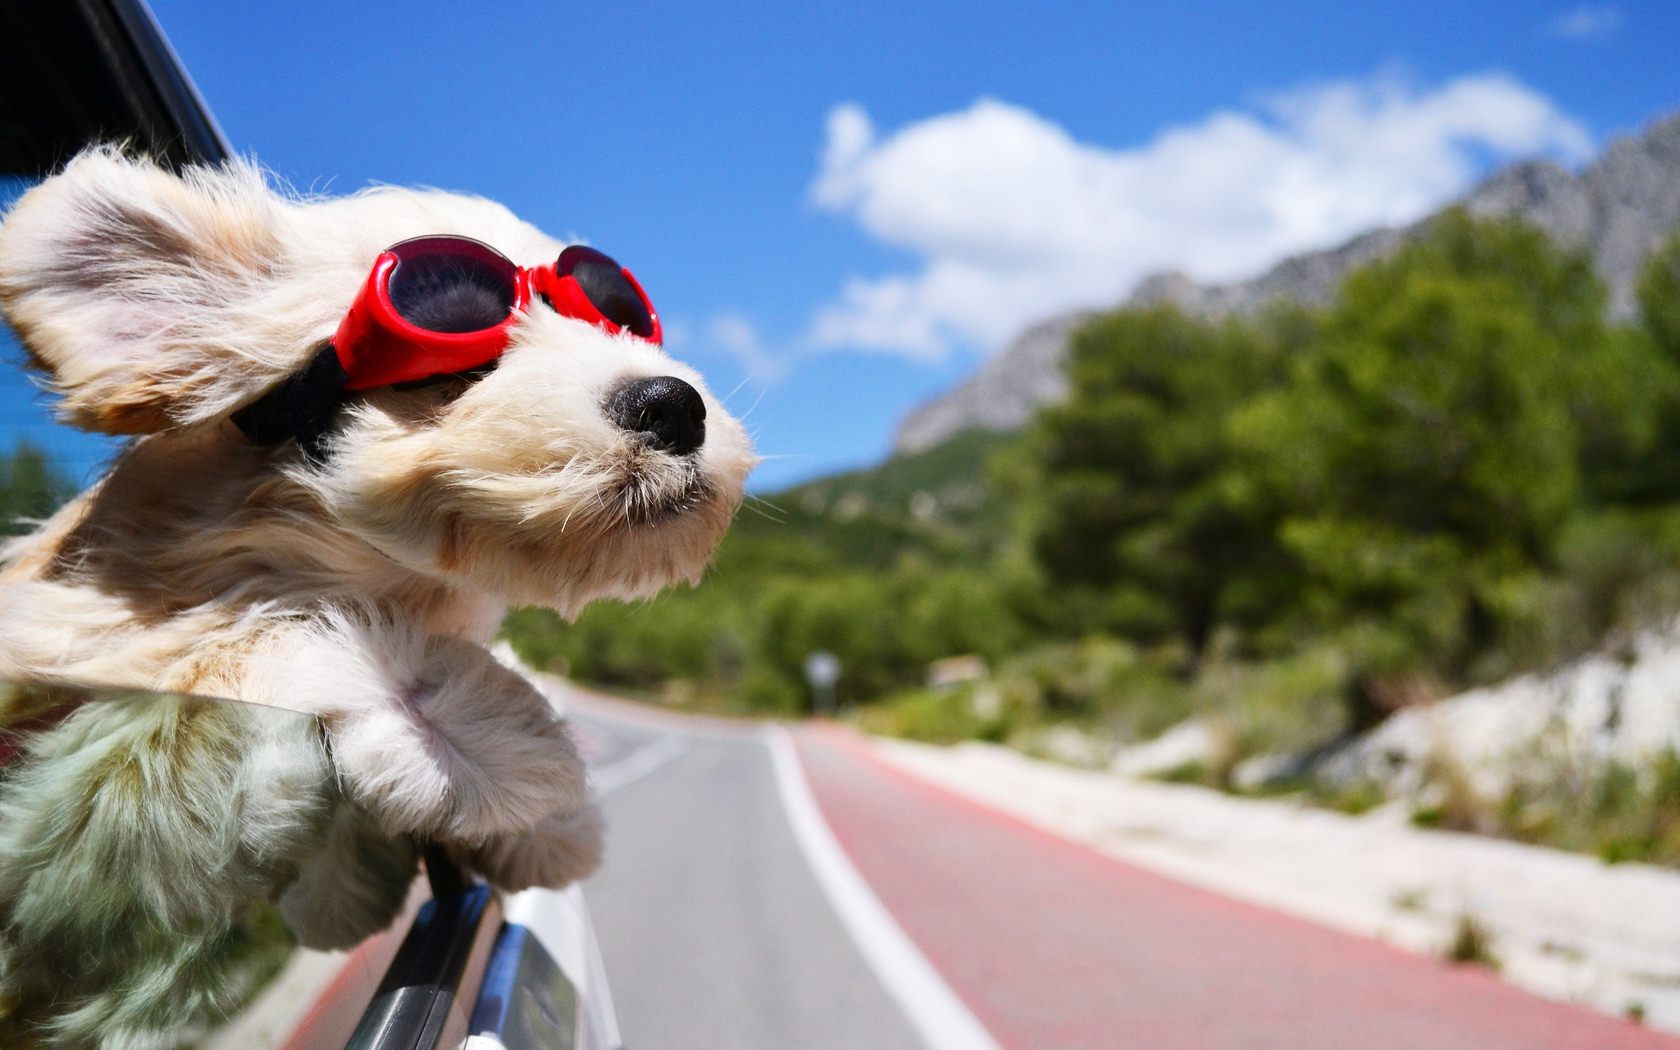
left=604, top=376, right=707, bottom=456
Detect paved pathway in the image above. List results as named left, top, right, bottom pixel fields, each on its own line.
left=795, top=721, right=1678, bottom=1050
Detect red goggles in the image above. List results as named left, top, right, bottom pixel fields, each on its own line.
left=336, top=235, right=661, bottom=391
left=234, top=236, right=661, bottom=451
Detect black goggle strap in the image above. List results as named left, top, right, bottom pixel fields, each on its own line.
left=230, top=344, right=349, bottom=460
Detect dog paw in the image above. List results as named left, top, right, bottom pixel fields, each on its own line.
left=258, top=619, right=589, bottom=845
left=278, top=803, right=418, bottom=950
left=458, top=804, right=604, bottom=892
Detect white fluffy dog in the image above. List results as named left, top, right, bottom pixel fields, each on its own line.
left=0, top=149, right=752, bottom=1045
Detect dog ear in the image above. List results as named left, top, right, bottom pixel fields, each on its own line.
left=0, top=147, right=306, bottom=434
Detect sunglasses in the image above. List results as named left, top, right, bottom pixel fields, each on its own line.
left=233, top=236, right=661, bottom=450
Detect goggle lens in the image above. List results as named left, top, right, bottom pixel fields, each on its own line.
left=386, top=237, right=519, bottom=334
left=559, top=245, right=656, bottom=340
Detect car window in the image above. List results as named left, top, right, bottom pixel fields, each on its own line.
left=0, top=681, right=420, bottom=1049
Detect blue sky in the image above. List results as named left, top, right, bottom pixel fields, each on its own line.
left=4, top=1, right=1680, bottom=489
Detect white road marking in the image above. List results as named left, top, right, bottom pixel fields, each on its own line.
left=590, top=734, right=691, bottom=797
left=763, top=725, right=1002, bottom=1050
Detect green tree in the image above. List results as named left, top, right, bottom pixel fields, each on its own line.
left=1025, top=305, right=1288, bottom=668
left=0, top=442, right=72, bottom=535
left=1234, top=211, right=1615, bottom=726
left=750, top=573, right=902, bottom=707
left=1599, top=231, right=1680, bottom=504
left=1640, top=230, right=1680, bottom=361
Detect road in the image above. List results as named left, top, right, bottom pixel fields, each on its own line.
left=567, top=688, right=1678, bottom=1050
left=571, top=695, right=928, bottom=1050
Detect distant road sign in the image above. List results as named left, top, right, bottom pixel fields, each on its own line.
left=804, top=651, right=841, bottom=689
left=804, top=651, right=841, bottom=714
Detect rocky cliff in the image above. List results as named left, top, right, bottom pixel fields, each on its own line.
left=894, top=112, right=1680, bottom=454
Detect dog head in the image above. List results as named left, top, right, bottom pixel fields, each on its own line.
left=0, top=149, right=755, bottom=615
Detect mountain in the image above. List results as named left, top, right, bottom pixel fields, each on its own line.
left=893, top=313, right=1090, bottom=456
left=743, top=427, right=1021, bottom=569
left=895, top=111, right=1680, bottom=454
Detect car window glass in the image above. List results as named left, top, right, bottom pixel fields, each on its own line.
left=0, top=682, right=420, bottom=1049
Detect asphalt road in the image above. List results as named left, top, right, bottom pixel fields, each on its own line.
left=571, top=696, right=927, bottom=1050
left=568, top=687, right=1678, bottom=1050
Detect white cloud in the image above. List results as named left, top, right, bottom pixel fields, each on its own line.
left=1550, top=6, right=1622, bottom=38
left=807, top=72, right=1593, bottom=359
left=706, top=312, right=788, bottom=382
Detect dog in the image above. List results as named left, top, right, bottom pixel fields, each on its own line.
left=0, top=147, right=753, bottom=1046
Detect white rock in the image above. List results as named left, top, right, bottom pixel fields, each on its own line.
left=1109, top=719, right=1213, bottom=778
left=1322, top=620, right=1680, bottom=797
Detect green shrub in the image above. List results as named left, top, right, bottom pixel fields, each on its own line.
left=853, top=686, right=1011, bottom=745
left=994, top=636, right=1190, bottom=741
left=1446, top=914, right=1501, bottom=970
left=1385, top=746, right=1680, bottom=868
left=1311, top=779, right=1387, bottom=816
left=1190, top=646, right=1350, bottom=757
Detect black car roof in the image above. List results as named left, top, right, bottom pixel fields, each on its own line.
left=0, top=0, right=229, bottom=176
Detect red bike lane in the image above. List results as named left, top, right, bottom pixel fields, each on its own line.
left=792, top=723, right=1677, bottom=1050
